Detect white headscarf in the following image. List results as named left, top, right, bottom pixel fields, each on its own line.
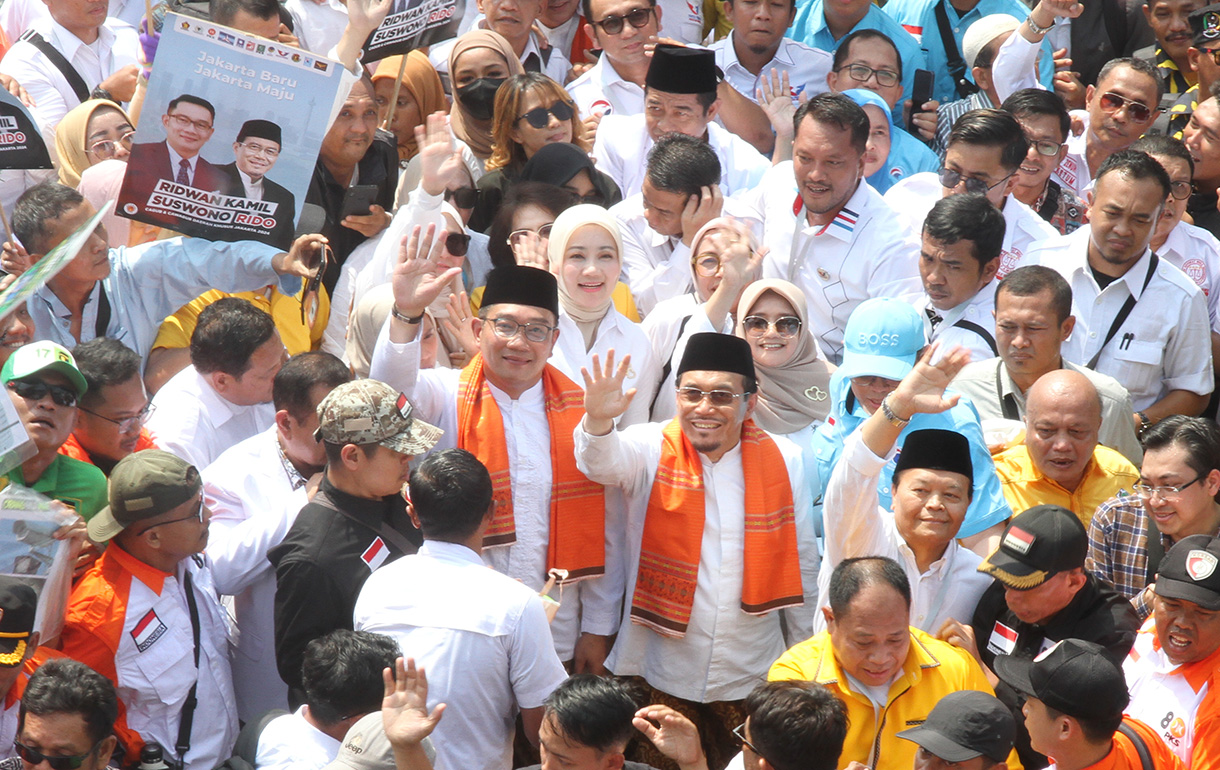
left=546, top=204, right=623, bottom=349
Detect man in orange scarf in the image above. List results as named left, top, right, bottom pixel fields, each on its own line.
left=576, top=331, right=820, bottom=770
left=369, top=226, right=617, bottom=674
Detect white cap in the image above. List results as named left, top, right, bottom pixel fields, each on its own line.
left=963, top=15, right=1021, bottom=70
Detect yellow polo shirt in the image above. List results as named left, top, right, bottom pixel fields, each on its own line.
left=993, top=444, right=1139, bottom=529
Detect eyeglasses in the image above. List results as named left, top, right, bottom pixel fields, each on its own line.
left=742, top=315, right=802, bottom=338
left=445, top=186, right=479, bottom=209
left=732, top=723, right=766, bottom=761
left=486, top=317, right=557, bottom=343
left=1202, top=47, right=1220, bottom=66
left=676, top=387, right=751, bottom=407
left=87, top=131, right=134, bottom=160
left=79, top=402, right=155, bottom=432
left=7, top=379, right=77, bottom=407
left=692, top=253, right=722, bottom=277
left=1098, top=91, right=1158, bottom=124
left=237, top=141, right=280, bottom=158
left=13, top=740, right=103, bottom=770
left=517, top=100, right=575, bottom=129
left=508, top=224, right=553, bottom=247
left=137, top=496, right=206, bottom=536
left=938, top=166, right=1015, bottom=196
left=1133, top=473, right=1206, bottom=500
left=167, top=113, right=214, bottom=131
left=1026, top=137, right=1064, bottom=157
left=835, top=63, right=900, bottom=88
left=1169, top=180, right=1192, bottom=200
left=445, top=232, right=471, bottom=257
left=591, top=6, right=653, bottom=34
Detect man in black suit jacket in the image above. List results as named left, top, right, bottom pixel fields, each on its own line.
left=218, top=119, right=298, bottom=249
left=120, top=94, right=229, bottom=232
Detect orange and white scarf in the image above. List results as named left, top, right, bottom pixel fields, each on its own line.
left=630, top=419, right=804, bottom=637
left=457, top=355, right=606, bottom=580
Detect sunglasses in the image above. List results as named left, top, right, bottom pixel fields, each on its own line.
left=14, top=740, right=102, bottom=770
left=742, top=315, right=802, bottom=338
left=445, top=232, right=471, bottom=257
left=938, top=166, right=1014, bottom=196
left=1098, top=91, right=1158, bottom=123
left=517, top=100, right=575, bottom=129
left=591, top=6, right=653, bottom=34
left=675, top=387, right=750, bottom=407
left=444, top=186, right=479, bottom=209
left=7, top=379, right=77, bottom=407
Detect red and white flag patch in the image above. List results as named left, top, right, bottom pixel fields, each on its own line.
left=986, top=621, right=1018, bottom=656
left=1004, top=526, right=1035, bottom=555
left=361, top=537, right=390, bottom=572
left=131, top=609, right=168, bottom=653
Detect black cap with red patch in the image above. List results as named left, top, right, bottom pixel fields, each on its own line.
left=1156, top=534, right=1220, bottom=610
left=977, top=504, right=1086, bottom=590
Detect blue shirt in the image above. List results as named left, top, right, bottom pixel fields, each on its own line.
left=788, top=0, right=927, bottom=126
left=810, top=369, right=1012, bottom=538
left=881, top=0, right=1054, bottom=103
left=867, top=127, right=941, bottom=193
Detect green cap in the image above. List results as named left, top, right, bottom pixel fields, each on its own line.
left=1, top=341, right=88, bottom=397
left=87, top=450, right=201, bottom=542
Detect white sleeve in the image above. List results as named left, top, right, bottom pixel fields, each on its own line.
left=368, top=322, right=451, bottom=425
left=781, top=445, right=821, bottom=645
left=992, top=29, right=1046, bottom=104
left=822, top=430, right=896, bottom=569
left=574, top=420, right=656, bottom=496
left=508, top=595, right=569, bottom=708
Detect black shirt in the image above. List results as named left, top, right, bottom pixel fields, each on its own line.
left=971, top=575, right=1140, bottom=769
left=268, top=474, right=420, bottom=705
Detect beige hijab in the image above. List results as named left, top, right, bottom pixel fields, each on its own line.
left=735, top=279, right=835, bottom=433
left=447, top=30, right=524, bottom=160
left=546, top=204, right=624, bottom=350
left=56, top=100, right=133, bottom=188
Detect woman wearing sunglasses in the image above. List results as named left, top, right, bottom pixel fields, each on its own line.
left=544, top=204, right=658, bottom=427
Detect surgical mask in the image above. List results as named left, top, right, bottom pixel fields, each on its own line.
left=455, top=77, right=506, bottom=121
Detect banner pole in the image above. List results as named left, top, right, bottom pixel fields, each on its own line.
left=381, top=55, right=408, bottom=131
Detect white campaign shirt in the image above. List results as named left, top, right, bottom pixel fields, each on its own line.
left=656, top=0, right=703, bottom=44
left=1124, top=621, right=1208, bottom=765
left=550, top=309, right=658, bottom=427
left=611, top=193, right=761, bottom=316
left=0, top=0, right=143, bottom=41
left=1158, top=221, right=1220, bottom=333
left=566, top=55, right=645, bottom=118
left=593, top=114, right=771, bottom=199
left=203, top=427, right=309, bottom=722
left=640, top=294, right=734, bottom=422
left=574, top=421, right=821, bottom=703
left=915, top=282, right=999, bottom=363
left=354, top=541, right=568, bottom=770
left=751, top=163, right=922, bottom=363
left=367, top=333, right=621, bottom=659
left=1030, top=227, right=1214, bottom=410
left=284, top=0, right=348, bottom=54
left=816, top=430, right=991, bottom=633
left=710, top=33, right=832, bottom=105
left=254, top=707, right=341, bottom=770
left=148, top=366, right=276, bottom=469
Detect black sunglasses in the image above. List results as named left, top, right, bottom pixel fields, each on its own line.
left=14, top=740, right=102, bottom=770
left=444, top=186, right=478, bottom=209
left=446, top=232, right=471, bottom=257
left=7, top=379, right=77, bottom=407
left=592, top=6, right=653, bottom=34
left=517, top=100, right=575, bottom=129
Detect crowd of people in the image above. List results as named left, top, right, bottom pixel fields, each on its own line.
left=0, top=0, right=1217, bottom=767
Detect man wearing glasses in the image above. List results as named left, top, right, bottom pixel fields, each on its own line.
left=568, top=0, right=661, bottom=117
left=58, top=338, right=156, bottom=477
left=219, top=119, right=297, bottom=250
left=0, top=341, right=106, bottom=519
left=123, top=95, right=229, bottom=217
left=8, top=660, right=119, bottom=770
left=62, top=450, right=237, bottom=770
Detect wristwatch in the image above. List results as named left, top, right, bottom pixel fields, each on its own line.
left=1026, top=13, right=1054, bottom=34
left=881, top=395, right=911, bottom=428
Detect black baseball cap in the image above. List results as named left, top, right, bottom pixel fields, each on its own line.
left=977, top=505, right=1086, bottom=589
left=1155, top=534, right=1220, bottom=611
left=0, top=577, right=36, bottom=667
left=897, top=691, right=1015, bottom=763
left=993, top=639, right=1129, bottom=721
left=1190, top=4, right=1220, bottom=49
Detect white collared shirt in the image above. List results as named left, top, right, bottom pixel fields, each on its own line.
left=203, top=427, right=309, bottom=721
left=354, top=540, right=568, bottom=770
left=751, top=162, right=922, bottom=363
left=566, top=55, right=645, bottom=117
left=1031, top=226, right=1214, bottom=409
left=550, top=308, right=658, bottom=427
left=818, top=430, right=991, bottom=633
left=254, top=707, right=340, bottom=770
left=1158, top=220, right=1220, bottom=332
left=640, top=294, right=735, bottom=422
left=237, top=168, right=265, bottom=201
left=284, top=0, right=348, bottom=54
left=148, top=366, right=276, bottom=469
left=915, top=281, right=999, bottom=363
left=710, top=33, right=832, bottom=104
left=574, top=421, right=820, bottom=703
left=593, top=113, right=771, bottom=199
left=0, top=0, right=144, bottom=41
left=167, top=145, right=199, bottom=186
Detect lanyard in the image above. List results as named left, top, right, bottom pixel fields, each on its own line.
left=1086, top=253, right=1159, bottom=369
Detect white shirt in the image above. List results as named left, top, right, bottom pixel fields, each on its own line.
left=1158, top=221, right=1220, bottom=333
left=817, top=429, right=991, bottom=633
left=0, top=18, right=139, bottom=155
left=1123, top=621, right=1208, bottom=765
left=656, top=0, right=703, bottom=43
left=236, top=168, right=265, bottom=201
left=203, top=427, right=309, bottom=722
left=710, top=33, right=832, bottom=105
left=284, top=0, right=349, bottom=54
left=367, top=333, right=621, bottom=659
left=148, top=366, right=276, bottom=469
left=915, top=282, right=999, bottom=363
left=255, top=707, right=341, bottom=770
left=611, top=193, right=761, bottom=316
left=540, top=14, right=581, bottom=61
left=1031, top=227, right=1214, bottom=409
left=0, top=0, right=143, bottom=42
left=550, top=309, right=658, bottom=427
left=167, top=145, right=200, bottom=186
left=751, top=163, right=922, bottom=363
left=640, top=293, right=732, bottom=422
left=566, top=55, right=645, bottom=117
left=574, top=421, right=820, bottom=703
left=593, top=114, right=771, bottom=199
left=354, top=541, right=568, bottom=770
left=1052, top=111, right=1093, bottom=199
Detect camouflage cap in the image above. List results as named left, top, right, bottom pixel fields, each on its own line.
left=315, top=379, right=443, bottom=456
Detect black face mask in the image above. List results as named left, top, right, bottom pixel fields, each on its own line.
left=455, top=77, right=505, bottom=121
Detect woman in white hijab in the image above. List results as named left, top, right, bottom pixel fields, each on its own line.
left=545, top=204, right=657, bottom=427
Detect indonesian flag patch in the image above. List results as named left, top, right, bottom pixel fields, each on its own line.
left=131, top=609, right=168, bottom=653
left=361, top=537, right=390, bottom=572
left=1004, top=526, right=1035, bottom=555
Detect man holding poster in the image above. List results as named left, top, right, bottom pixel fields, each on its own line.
left=220, top=120, right=297, bottom=248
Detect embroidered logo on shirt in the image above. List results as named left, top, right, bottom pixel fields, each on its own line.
left=1186, top=549, right=1218, bottom=581
left=361, top=537, right=390, bottom=572
left=986, top=621, right=1018, bottom=656
left=590, top=100, right=612, bottom=117
left=1003, top=526, right=1035, bottom=555
left=131, top=609, right=168, bottom=653
left=1182, top=258, right=1207, bottom=290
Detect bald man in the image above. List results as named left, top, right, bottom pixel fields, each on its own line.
left=992, top=370, right=1140, bottom=528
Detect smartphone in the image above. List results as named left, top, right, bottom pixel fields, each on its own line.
left=340, top=185, right=379, bottom=218
left=911, top=69, right=934, bottom=116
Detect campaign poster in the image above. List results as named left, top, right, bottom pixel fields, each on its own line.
left=0, top=90, right=52, bottom=170
left=117, top=13, right=345, bottom=249
left=362, top=0, right=465, bottom=62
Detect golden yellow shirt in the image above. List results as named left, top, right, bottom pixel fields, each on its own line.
left=152, top=285, right=331, bottom=357
left=994, top=444, right=1139, bottom=529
